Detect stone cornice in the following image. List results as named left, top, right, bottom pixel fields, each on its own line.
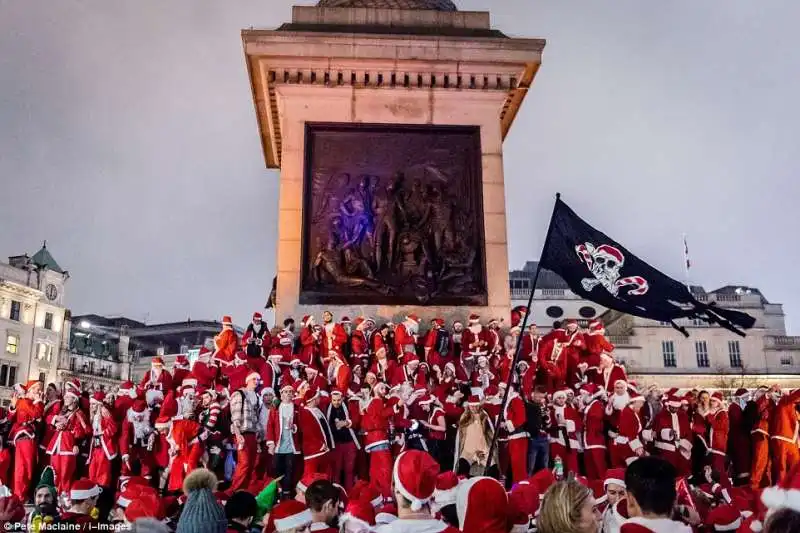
left=0, top=279, right=43, bottom=301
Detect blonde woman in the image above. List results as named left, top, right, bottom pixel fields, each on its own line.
left=536, top=478, right=601, bottom=533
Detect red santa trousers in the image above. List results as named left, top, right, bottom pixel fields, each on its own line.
left=583, top=448, right=607, bottom=481
left=550, top=443, right=578, bottom=474
left=13, top=438, right=37, bottom=500
left=254, top=446, right=274, bottom=480
left=771, top=439, right=800, bottom=487
left=329, top=441, right=358, bottom=492
left=88, top=448, right=113, bottom=488
left=750, top=434, right=771, bottom=489
left=506, top=438, right=529, bottom=484
left=497, top=442, right=509, bottom=481
left=656, top=449, right=689, bottom=477
left=50, top=454, right=77, bottom=495
left=368, top=449, right=393, bottom=498
left=122, top=448, right=155, bottom=480
left=709, top=452, right=726, bottom=477
left=609, top=443, right=634, bottom=469
left=0, top=448, right=10, bottom=488
left=230, top=433, right=258, bottom=492
left=302, top=452, right=330, bottom=479
left=168, top=445, right=204, bottom=492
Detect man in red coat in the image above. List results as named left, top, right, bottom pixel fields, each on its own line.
left=213, top=315, right=240, bottom=366
left=595, top=353, right=627, bottom=393
left=424, top=318, right=450, bottom=374
left=707, top=391, right=730, bottom=474
left=46, top=379, right=90, bottom=495
left=561, top=319, right=586, bottom=390
left=769, top=386, right=800, bottom=484
left=9, top=379, right=44, bottom=500
left=298, top=386, right=335, bottom=478
left=266, top=384, right=301, bottom=498
left=537, top=323, right=568, bottom=392
left=350, top=317, right=371, bottom=367
left=611, top=393, right=647, bottom=467
left=461, top=314, right=490, bottom=376
left=242, top=311, right=271, bottom=358
left=87, top=391, right=118, bottom=489
left=120, top=400, right=156, bottom=481
left=298, top=315, right=322, bottom=368
left=321, top=311, right=348, bottom=357
left=549, top=388, right=581, bottom=474
left=581, top=383, right=608, bottom=481
left=652, top=394, right=692, bottom=476
left=360, top=382, right=397, bottom=498
left=497, top=383, right=528, bottom=484
left=750, top=385, right=774, bottom=489
left=326, top=350, right=351, bottom=393
left=171, top=355, right=191, bottom=392
left=189, top=346, right=218, bottom=390
left=728, top=388, right=752, bottom=485
left=394, top=314, right=419, bottom=361
left=138, top=357, right=173, bottom=394
left=520, top=323, right=540, bottom=363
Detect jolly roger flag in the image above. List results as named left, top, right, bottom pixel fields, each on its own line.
left=538, top=196, right=756, bottom=337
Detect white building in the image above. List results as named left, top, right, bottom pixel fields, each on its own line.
left=510, top=261, right=800, bottom=389
left=0, top=244, right=70, bottom=401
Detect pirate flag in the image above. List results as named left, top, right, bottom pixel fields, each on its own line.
left=539, top=197, right=756, bottom=337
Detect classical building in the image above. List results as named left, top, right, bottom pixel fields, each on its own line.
left=511, top=261, right=800, bottom=389
left=0, top=244, right=70, bottom=401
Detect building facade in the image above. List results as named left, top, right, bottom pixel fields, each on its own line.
left=511, top=261, right=800, bottom=389
left=0, top=244, right=70, bottom=401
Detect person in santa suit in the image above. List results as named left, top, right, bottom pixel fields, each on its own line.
left=461, top=314, right=490, bottom=377
left=749, top=385, right=774, bottom=489
left=496, top=382, right=528, bottom=484
left=298, top=385, right=335, bottom=478
left=350, top=317, right=371, bottom=367
left=213, top=315, right=240, bottom=367
left=223, top=350, right=252, bottom=392
left=242, top=311, right=271, bottom=359
left=560, top=319, right=586, bottom=390
left=138, top=356, right=173, bottom=394
left=611, top=392, right=649, bottom=467
left=319, top=310, right=347, bottom=356
left=9, top=379, right=45, bottom=500
left=59, top=478, right=101, bottom=530
left=548, top=388, right=581, bottom=474
left=263, top=352, right=284, bottom=393
left=537, top=322, right=569, bottom=392
left=595, top=353, right=627, bottom=395
left=728, top=388, right=752, bottom=485
left=361, top=382, right=397, bottom=498
left=520, top=323, right=540, bottom=364
left=229, top=371, right=264, bottom=491
left=266, top=384, right=301, bottom=498
left=272, top=318, right=296, bottom=363
left=418, top=393, right=446, bottom=464
left=485, top=317, right=503, bottom=362
left=304, top=365, right=331, bottom=408
left=706, top=391, right=729, bottom=475
left=652, top=393, right=692, bottom=476
left=113, top=380, right=137, bottom=420
left=189, top=346, right=218, bottom=390
left=197, top=388, right=223, bottom=474
left=166, top=418, right=204, bottom=493
left=424, top=318, right=451, bottom=376
left=368, top=346, right=397, bottom=384
left=327, top=388, right=361, bottom=491
left=298, top=315, right=322, bottom=367
left=471, top=355, right=497, bottom=392
left=120, top=399, right=156, bottom=482
left=503, top=324, right=522, bottom=362
left=388, top=450, right=459, bottom=533
left=45, top=378, right=90, bottom=496
left=326, top=349, right=351, bottom=393
left=394, top=314, right=420, bottom=362
left=171, top=355, right=191, bottom=392
left=432, top=362, right=459, bottom=402
left=86, top=391, right=117, bottom=490
left=769, top=385, right=800, bottom=484
left=581, top=383, right=608, bottom=481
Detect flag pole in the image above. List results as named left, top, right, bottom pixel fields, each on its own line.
left=682, top=233, right=690, bottom=291
left=484, top=192, right=561, bottom=475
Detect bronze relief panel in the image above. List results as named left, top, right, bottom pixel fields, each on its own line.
left=300, top=123, right=487, bottom=306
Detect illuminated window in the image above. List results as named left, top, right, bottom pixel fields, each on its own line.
left=5, top=335, right=19, bottom=355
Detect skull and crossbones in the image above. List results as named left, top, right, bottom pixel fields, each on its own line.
left=575, top=242, right=649, bottom=297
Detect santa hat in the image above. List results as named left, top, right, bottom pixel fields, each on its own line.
left=341, top=316, right=351, bottom=324
left=488, top=317, right=501, bottom=326
left=665, top=394, right=682, bottom=408
left=125, top=492, right=165, bottom=522
left=301, top=315, right=314, bottom=327
left=588, top=319, right=603, bottom=331
left=174, top=354, right=189, bottom=369
left=711, top=391, right=724, bottom=403
left=90, top=391, right=105, bottom=404
left=552, top=389, right=568, bottom=402
left=65, top=378, right=81, bottom=395
left=118, top=381, right=137, bottom=399
left=706, top=504, right=742, bottom=532
left=268, top=500, right=313, bottom=533
left=296, top=473, right=329, bottom=495
left=762, top=463, right=800, bottom=512
left=405, top=314, right=420, bottom=325
left=734, top=388, right=751, bottom=399
left=580, top=383, right=604, bottom=400
left=508, top=483, right=537, bottom=533
left=70, top=478, right=101, bottom=501
left=261, top=387, right=275, bottom=398
left=565, top=318, right=578, bottom=327
left=130, top=399, right=147, bottom=413
left=465, top=394, right=482, bottom=407
left=628, top=392, right=646, bottom=405
left=252, top=312, right=262, bottom=321
left=151, top=356, right=164, bottom=366
left=605, top=468, right=626, bottom=489
left=280, top=383, right=295, bottom=394
left=432, top=318, right=445, bottom=327
left=330, top=388, right=345, bottom=399
left=392, top=450, right=439, bottom=511
left=404, top=353, right=420, bottom=365
left=468, top=313, right=480, bottom=323
left=246, top=371, right=261, bottom=384
left=444, top=362, right=456, bottom=375
left=455, top=477, right=508, bottom=533
left=222, top=315, right=233, bottom=325
left=181, top=377, right=198, bottom=389
left=180, top=384, right=196, bottom=397
left=433, top=472, right=460, bottom=511
left=349, top=480, right=383, bottom=509
left=154, top=415, right=171, bottom=430
left=201, top=387, right=217, bottom=400
left=341, top=500, right=376, bottom=529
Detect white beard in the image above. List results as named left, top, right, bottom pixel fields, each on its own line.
left=127, top=409, right=153, bottom=441
left=92, top=411, right=103, bottom=434
left=468, top=323, right=482, bottom=334
left=178, top=397, right=195, bottom=418
left=612, top=393, right=630, bottom=410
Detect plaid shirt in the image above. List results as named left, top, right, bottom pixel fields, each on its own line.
left=230, top=389, right=262, bottom=434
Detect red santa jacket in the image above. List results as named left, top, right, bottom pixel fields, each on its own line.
left=583, top=399, right=607, bottom=451
left=595, top=364, right=627, bottom=393
left=45, top=405, right=90, bottom=456
left=707, top=408, right=729, bottom=457
left=520, top=333, right=540, bottom=364
left=9, top=397, right=44, bottom=443
left=538, top=328, right=567, bottom=365
left=486, top=327, right=503, bottom=358
left=298, top=406, right=333, bottom=460
left=394, top=323, right=417, bottom=358
left=498, top=393, right=527, bottom=441
left=615, top=406, right=644, bottom=458
left=88, top=410, right=119, bottom=460
left=40, top=399, right=61, bottom=451
left=585, top=331, right=614, bottom=358
left=270, top=329, right=294, bottom=361
left=770, top=388, right=800, bottom=443
left=461, top=325, right=490, bottom=362
left=549, top=404, right=581, bottom=450
left=652, top=409, right=692, bottom=459
left=190, top=355, right=218, bottom=389
left=322, top=322, right=348, bottom=355
left=351, top=330, right=369, bottom=358
left=752, top=394, right=774, bottom=438
left=361, top=396, right=395, bottom=451
left=242, top=322, right=271, bottom=358
left=139, top=369, right=173, bottom=393
left=214, top=328, right=239, bottom=366
left=328, top=360, right=351, bottom=392
left=265, top=403, right=301, bottom=453
left=299, top=327, right=321, bottom=367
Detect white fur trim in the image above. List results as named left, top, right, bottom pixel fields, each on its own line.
left=604, top=477, right=625, bottom=488
left=71, top=486, right=102, bottom=500
left=274, top=509, right=313, bottom=532
left=714, top=518, right=742, bottom=531
left=375, top=513, right=397, bottom=525
left=761, top=487, right=800, bottom=513
left=117, top=495, right=131, bottom=508
left=392, top=452, right=431, bottom=511
left=433, top=487, right=458, bottom=509
left=370, top=495, right=384, bottom=508
left=751, top=520, right=762, bottom=532
left=455, top=476, right=483, bottom=530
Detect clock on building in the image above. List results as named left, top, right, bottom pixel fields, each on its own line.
left=45, top=284, right=58, bottom=302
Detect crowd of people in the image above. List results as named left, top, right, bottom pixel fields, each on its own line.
left=0, top=309, right=799, bottom=533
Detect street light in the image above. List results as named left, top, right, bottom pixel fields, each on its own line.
left=80, top=320, right=92, bottom=329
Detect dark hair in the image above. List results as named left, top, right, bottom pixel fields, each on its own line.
left=439, top=504, right=458, bottom=527
left=534, top=385, right=548, bottom=395
left=764, top=508, right=800, bottom=533
left=305, top=480, right=340, bottom=512
left=552, top=321, right=562, bottom=329
left=225, top=491, right=257, bottom=521
left=284, top=318, right=295, bottom=327
left=625, top=457, right=676, bottom=517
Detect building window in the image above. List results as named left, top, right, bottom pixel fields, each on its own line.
left=43, top=312, right=53, bottom=330
left=88, top=361, right=94, bottom=374
left=662, top=340, right=677, bottom=367
left=546, top=306, right=564, bottom=318
left=781, top=356, right=793, bottom=366
left=578, top=306, right=597, bottom=318
left=691, top=318, right=704, bottom=327
left=70, top=357, right=77, bottom=371
left=695, top=341, right=709, bottom=367
left=37, top=343, right=46, bottom=359
left=0, top=363, right=18, bottom=387
left=5, top=335, right=19, bottom=355
left=728, top=340, right=742, bottom=368
left=9, top=301, right=21, bottom=321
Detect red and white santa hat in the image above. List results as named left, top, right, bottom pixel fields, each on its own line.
left=340, top=316, right=351, bottom=324
left=154, top=415, right=171, bottom=430
left=456, top=477, right=509, bottom=533
left=90, top=391, right=105, bottom=404
left=604, top=468, right=626, bottom=489
left=268, top=500, right=313, bottom=533
left=431, top=318, right=445, bottom=327
left=118, top=381, right=137, bottom=399
left=246, top=371, right=261, bottom=384
left=565, top=318, right=578, bottom=328
left=130, top=399, right=147, bottom=414
left=734, top=388, right=750, bottom=400
left=706, top=504, right=742, bottom=532
left=468, top=313, right=480, bottom=323
left=174, top=354, right=189, bottom=368
left=222, top=315, right=233, bottom=326
left=580, top=383, right=604, bottom=400
left=405, top=314, right=420, bottom=325
left=404, top=352, right=420, bottom=365
left=762, top=463, right=800, bottom=513
left=296, top=473, right=329, bottom=495
left=252, top=312, right=262, bottom=321
left=340, top=500, right=376, bottom=529
left=348, top=480, right=383, bottom=509
left=628, top=392, right=646, bottom=405
left=392, top=450, right=440, bottom=511
left=465, top=394, right=482, bottom=406
left=588, top=319, right=604, bottom=332
left=301, top=315, right=314, bottom=327
left=151, top=356, right=164, bottom=367
left=665, top=394, right=682, bottom=408
left=70, top=478, right=101, bottom=501
left=711, top=391, right=724, bottom=404
left=433, top=471, right=460, bottom=511
left=508, top=483, right=538, bottom=533
left=552, top=388, right=570, bottom=401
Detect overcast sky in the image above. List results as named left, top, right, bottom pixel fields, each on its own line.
left=1, top=0, right=798, bottom=332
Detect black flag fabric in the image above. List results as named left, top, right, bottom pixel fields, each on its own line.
left=539, top=197, right=756, bottom=337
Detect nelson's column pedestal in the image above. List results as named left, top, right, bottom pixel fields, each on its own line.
left=242, top=0, right=545, bottom=323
